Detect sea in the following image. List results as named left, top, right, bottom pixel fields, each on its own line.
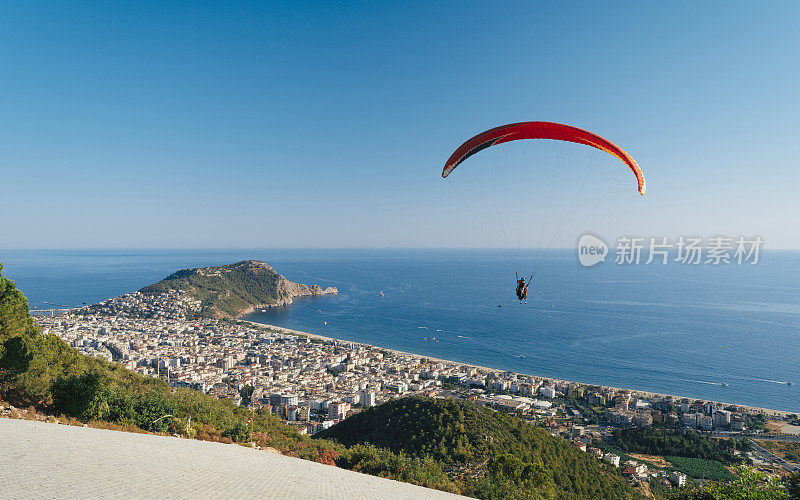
left=1, top=249, right=798, bottom=412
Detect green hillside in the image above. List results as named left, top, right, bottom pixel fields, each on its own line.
left=139, top=260, right=291, bottom=317
left=316, top=396, right=635, bottom=499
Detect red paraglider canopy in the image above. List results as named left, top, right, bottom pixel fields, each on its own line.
left=442, top=121, right=645, bottom=195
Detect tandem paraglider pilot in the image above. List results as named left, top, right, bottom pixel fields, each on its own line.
left=516, top=278, right=529, bottom=304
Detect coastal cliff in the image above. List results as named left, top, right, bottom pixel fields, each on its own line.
left=139, top=260, right=337, bottom=318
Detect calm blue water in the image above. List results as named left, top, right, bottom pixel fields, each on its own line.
left=2, top=249, right=798, bottom=412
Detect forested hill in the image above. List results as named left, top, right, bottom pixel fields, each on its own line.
left=316, top=396, right=635, bottom=499
left=138, top=260, right=337, bottom=318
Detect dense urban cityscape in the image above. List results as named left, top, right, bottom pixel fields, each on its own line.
left=30, top=289, right=800, bottom=489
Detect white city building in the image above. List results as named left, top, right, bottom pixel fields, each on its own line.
left=603, top=453, right=620, bottom=467
left=539, top=386, right=556, bottom=399
left=670, top=471, right=687, bottom=487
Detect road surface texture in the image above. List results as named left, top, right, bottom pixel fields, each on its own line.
left=0, top=417, right=466, bottom=499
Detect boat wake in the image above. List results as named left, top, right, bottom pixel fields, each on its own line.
left=753, top=378, right=792, bottom=385
left=680, top=378, right=726, bottom=387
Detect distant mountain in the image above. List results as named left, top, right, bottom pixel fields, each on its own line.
left=316, top=396, right=635, bottom=499
left=139, top=260, right=337, bottom=318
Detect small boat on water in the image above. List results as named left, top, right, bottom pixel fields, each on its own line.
left=379, top=291, right=384, bottom=298
left=787, top=381, right=793, bottom=386
left=721, top=382, right=729, bottom=387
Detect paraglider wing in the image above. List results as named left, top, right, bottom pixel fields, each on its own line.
left=442, top=121, right=646, bottom=195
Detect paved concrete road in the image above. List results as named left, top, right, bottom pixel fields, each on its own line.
left=0, top=418, right=465, bottom=499
left=750, top=440, right=800, bottom=472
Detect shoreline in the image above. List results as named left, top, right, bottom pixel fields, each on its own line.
left=15, top=251, right=798, bottom=417
left=241, top=319, right=796, bottom=418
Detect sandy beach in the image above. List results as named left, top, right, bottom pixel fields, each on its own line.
left=242, top=320, right=795, bottom=418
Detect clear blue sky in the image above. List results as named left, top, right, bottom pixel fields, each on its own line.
left=2, top=1, right=799, bottom=248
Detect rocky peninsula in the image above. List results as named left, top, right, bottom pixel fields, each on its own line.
left=137, top=260, right=337, bottom=319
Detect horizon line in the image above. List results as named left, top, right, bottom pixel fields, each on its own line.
left=2, top=247, right=798, bottom=252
